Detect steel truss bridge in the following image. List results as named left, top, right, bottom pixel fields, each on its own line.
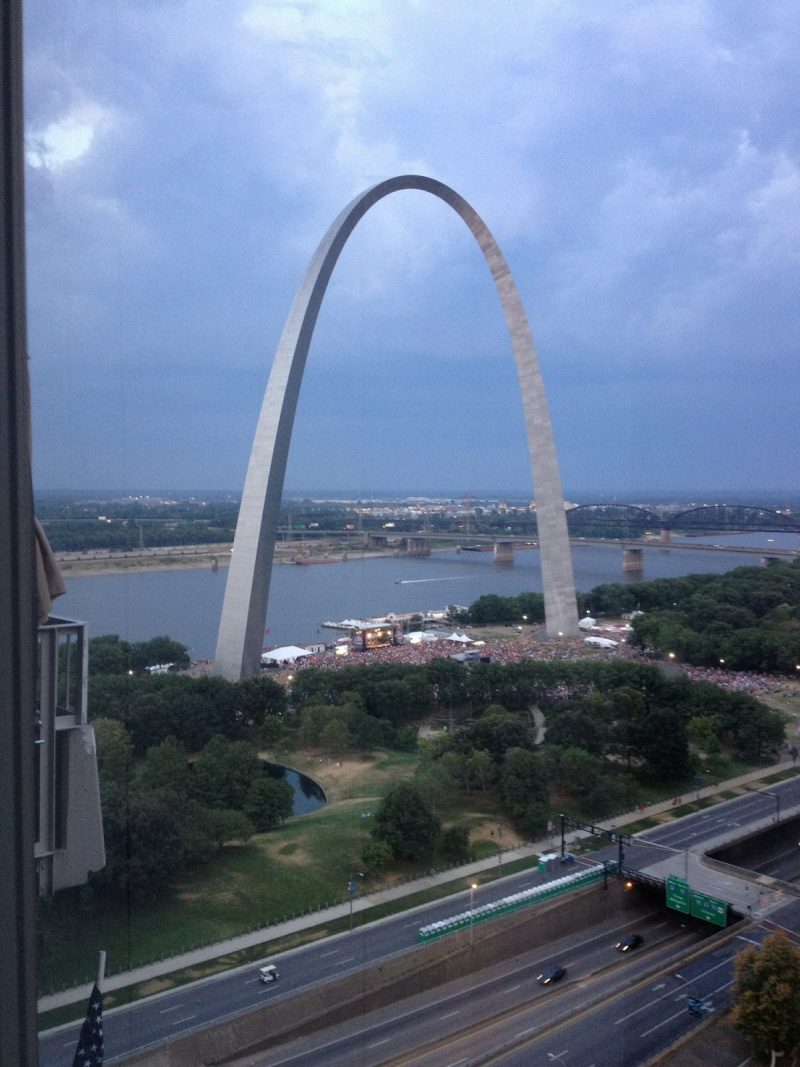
left=278, top=504, right=799, bottom=543
left=563, top=503, right=800, bottom=537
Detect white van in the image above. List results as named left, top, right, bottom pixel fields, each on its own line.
left=258, top=964, right=279, bottom=983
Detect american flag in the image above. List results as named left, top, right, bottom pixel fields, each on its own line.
left=71, top=982, right=104, bottom=1066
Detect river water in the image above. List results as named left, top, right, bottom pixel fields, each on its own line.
left=56, top=532, right=798, bottom=660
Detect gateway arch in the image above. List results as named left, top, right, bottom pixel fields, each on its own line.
left=214, top=175, right=578, bottom=681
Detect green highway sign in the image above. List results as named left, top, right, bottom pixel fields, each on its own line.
left=690, top=890, right=727, bottom=927
left=666, top=875, right=690, bottom=914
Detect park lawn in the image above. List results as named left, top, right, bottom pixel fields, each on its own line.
left=266, top=748, right=418, bottom=803
left=40, top=802, right=376, bottom=993
left=40, top=742, right=789, bottom=994
left=39, top=749, right=419, bottom=993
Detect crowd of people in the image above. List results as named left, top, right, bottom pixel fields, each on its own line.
left=673, top=662, right=800, bottom=699
left=298, top=632, right=620, bottom=672
left=288, top=630, right=800, bottom=702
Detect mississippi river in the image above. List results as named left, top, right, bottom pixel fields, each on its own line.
left=55, top=533, right=797, bottom=660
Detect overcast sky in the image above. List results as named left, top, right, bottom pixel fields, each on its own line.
left=23, top=1, right=800, bottom=499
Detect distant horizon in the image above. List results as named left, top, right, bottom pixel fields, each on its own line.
left=34, top=486, right=800, bottom=506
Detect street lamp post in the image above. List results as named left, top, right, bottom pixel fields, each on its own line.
left=347, top=877, right=358, bottom=931
left=758, top=789, right=780, bottom=824
left=469, top=882, right=478, bottom=945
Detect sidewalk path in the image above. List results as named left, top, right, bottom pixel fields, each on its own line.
left=39, top=758, right=799, bottom=1013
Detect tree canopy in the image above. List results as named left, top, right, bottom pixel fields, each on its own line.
left=372, top=782, right=441, bottom=863
left=589, top=560, right=800, bottom=674
left=732, top=932, right=800, bottom=1065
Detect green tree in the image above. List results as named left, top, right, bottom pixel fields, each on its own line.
left=319, top=717, right=350, bottom=755
left=372, top=782, right=441, bottom=863
left=437, top=824, right=471, bottom=863
left=259, top=714, right=285, bottom=746
left=101, top=792, right=187, bottom=899
left=135, top=736, right=190, bottom=801
left=687, top=715, right=721, bottom=757
left=465, top=748, right=495, bottom=792
left=468, top=594, right=516, bottom=624
left=465, top=708, right=532, bottom=763
left=499, top=746, right=548, bottom=832
left=732, top=932, right=800, bottom=1066
left=203, top=808, right=255, bottom=850
left=191, top=736, right=262, bottom=810
left=244, top=776, right=294, bottom=831
left=89, top=635, right=132, bottom=675
left=361, top=838, right=393, bottom=877
left=93, top=718, right=134, bottom=805
left=130, top=635, right=190, bottom=671
left=414, top=756, right=458, bottom=813
left=235, top=675, right=287, bottom=726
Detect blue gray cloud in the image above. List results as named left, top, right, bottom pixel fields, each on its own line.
left=23, top=0, right=800, bottom=496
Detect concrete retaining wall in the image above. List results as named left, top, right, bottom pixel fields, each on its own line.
left=123, top=879, right=642, bottom=1066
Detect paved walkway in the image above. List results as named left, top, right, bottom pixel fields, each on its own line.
left=39, top=759, right=799, bottom=1013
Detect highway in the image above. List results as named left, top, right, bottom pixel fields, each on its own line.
left=41, top=772, right=800, bottom=1066
left=487, top=930, right=755, bottom=1066
left=39, top=863, right=586, bottom=1066
left=236, top=910, right=713, bottom=1067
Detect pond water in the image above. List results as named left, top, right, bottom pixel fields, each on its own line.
left=265, top=761, right=327, bottom=815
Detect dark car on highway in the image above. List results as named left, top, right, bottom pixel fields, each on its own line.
left=615, top=934, right=644, bottom=953
left=537, top=964, right=567, bottom=985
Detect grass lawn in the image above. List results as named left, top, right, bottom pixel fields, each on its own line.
left=40, top=750, right=425, bottom=992
left=38, top=738, right=795, bottom=995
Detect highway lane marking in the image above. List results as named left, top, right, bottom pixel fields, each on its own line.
left=320, top=949, right=340, bottom=957
left=507, top=983, right=521, bottom=992
left=639, top=1006, right=686, bottom=1036
left=335, top=957, right=355, bottom=966
left=737, top=936, right=761, bottom=945
left=368, top=1038, right=392, bottom=1049
left=159, top=1003, right=184, bottom=1012
left=615, top=990, right=682, bottom=1025
left=637, top=974, right=736, bottom=1038
left=441, top=1009, right=462, bottom=1019
left=444, top=1059, right=468, bottom=1067
left=516, top=1027, right=536, bottom=1038
left=614, top=960, right=732, bottom=1026
left=170, top=1014, right=196, bottom=1026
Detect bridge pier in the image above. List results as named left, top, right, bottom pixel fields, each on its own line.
left=493, top=541, right=514, bottom=563
left=368, top=534, right=389, bottom=548
left=659, top=529, right=672, bottom=544
left=407, top=537, right=431, bottom=557
left=761, top=555, right=782, bottom=567
left=623, top=547, right=644, bottom=573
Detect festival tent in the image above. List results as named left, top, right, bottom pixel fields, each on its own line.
left=261, top=645, right=312, bottom=663
left=446, top=632, right=472, bottom=643
left=579, top=616, right=597, bottom=630
left=583, top=636, right=618, bottom=649
left=404, top=631, right=439, bottom=644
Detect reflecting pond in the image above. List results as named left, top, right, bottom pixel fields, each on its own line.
left=264, top=762, right=326, bottom=815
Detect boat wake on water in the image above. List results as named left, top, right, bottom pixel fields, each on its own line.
left=395, top=577, right=469, bottom=584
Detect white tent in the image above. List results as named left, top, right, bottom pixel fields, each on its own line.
left=404, top=631, right=439, bottom=644
left=261, top=645, right=312, bottom=663
left=584, top=636, right=618, bottom=649
left=579, top=616, right=596, bottom=630
left=446, top=632, right=472, bottom=643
